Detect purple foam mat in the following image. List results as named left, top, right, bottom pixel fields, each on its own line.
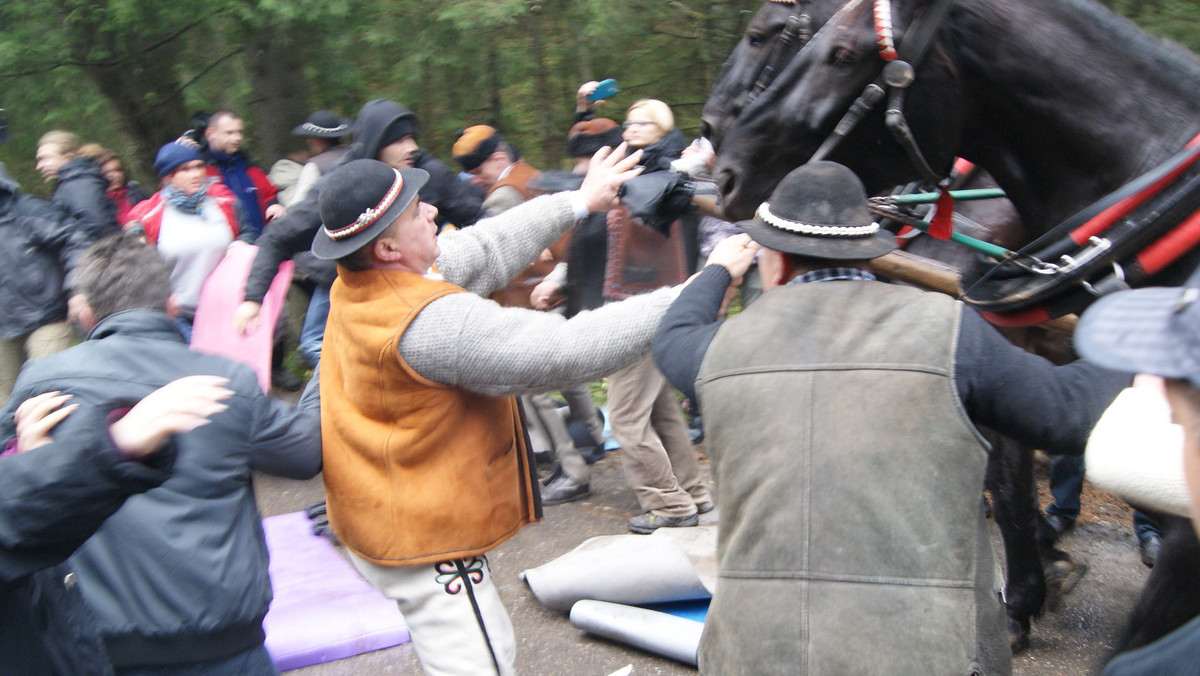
left=262, top=511, right=410, bottom=671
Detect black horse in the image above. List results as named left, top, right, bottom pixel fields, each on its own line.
left=701, top=0, right=1200, bottom=658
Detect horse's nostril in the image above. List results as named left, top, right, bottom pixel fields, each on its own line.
left=717, top=167, right=740, bottom=201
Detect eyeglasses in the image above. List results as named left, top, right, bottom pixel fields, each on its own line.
left=622, top=120, right=658, bottom=130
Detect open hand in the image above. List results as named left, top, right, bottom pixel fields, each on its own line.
left=109, top=376, right=234, bottom=458
left=578, top=143, right=644, bottom=214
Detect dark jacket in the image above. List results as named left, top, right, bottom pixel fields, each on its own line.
left=242, top=99, right=485, bottom=303
left=0, top=310, right=322, bottom=669
left=0, top=165, right=90, bottom=340
left=0, top=405, right=175, bottom=676
left=637, top=128, right=688, bottom=174
left=204, top=149, right=278, bottom=242
left=52, top=158, right=118, bottom=243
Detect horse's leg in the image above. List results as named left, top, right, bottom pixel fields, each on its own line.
left=984, top=430, right=1045, bottom=653
left=1111, top=513, right=1200, bottom=657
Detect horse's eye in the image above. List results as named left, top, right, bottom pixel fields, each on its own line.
left=829, top=46, right=858, bottom=67
left=748, top=33, right=765, bottom=47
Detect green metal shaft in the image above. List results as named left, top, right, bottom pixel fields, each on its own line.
left=901, top=218, right=1013, bottom=258
left=885, top=188, right=1007, bottom=205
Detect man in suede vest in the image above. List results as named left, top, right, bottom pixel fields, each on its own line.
left=653, top=161, right=1129, bottom=675
left=311, top=146, right=692, bottom=675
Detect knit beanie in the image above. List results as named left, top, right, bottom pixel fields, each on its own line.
left=154, top=142, right=204, bottom=178
left=567, top=118, right=624, bottom=158
left=377, top=116, right=419, bottom=150
left=452, top=125, right=502, bottom=171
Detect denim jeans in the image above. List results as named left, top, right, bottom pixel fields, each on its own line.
left=297, top=285, right=330, bottom=368
left=1047, top=454, right=1085, bottom=522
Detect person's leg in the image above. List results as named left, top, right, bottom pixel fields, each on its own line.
left=607, top=355, right=697, bottom=519
left=1047, top=454, right=1084, bottom=522
left=296, top=284, right=330, bottom=368
left=525, top=393, right=590, bottom=504
left=561, top=382, right=605, bottom=445
left=1134, top=510, right=1164, bottom=567
left=23, top=320, right=75, bottom=360
left=173, top=316, right=194, bottom=344
left=349, top=554, right=515, bottom=676
left=0, top=333, right=29, bottom=405
left=650, top=380, right=711, bottom=511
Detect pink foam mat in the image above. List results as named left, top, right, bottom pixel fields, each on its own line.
left=262, top=511, right=410, bottom=671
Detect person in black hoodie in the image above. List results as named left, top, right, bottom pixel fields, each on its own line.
left=232, top=99, right=485, bottom=365
left=0, top=163, right=90, bottom=403
left=0, top=376, right=234, bottom=676
left=35, top=130, right=118, bottom=242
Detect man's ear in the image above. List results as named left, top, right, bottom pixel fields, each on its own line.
left=166, top=293, right=182, bottom=319
left=75, top=301, right=97, bottom=333
left=373, top=235, right=405, bottom=264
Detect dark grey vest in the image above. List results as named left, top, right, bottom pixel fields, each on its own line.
left=696, top=281, right=1006, bottom=676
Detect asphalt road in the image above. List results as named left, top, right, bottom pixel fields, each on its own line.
left=254, top=440, right=1151, bottom=676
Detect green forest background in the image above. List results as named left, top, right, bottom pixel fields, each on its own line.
left=1, top=0, right=1197, bottom=196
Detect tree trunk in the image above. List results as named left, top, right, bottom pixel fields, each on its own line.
left=242, top=28, right=313, bottom=165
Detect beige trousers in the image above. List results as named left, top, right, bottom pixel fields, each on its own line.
left=607, top=354, right=710, bottom=517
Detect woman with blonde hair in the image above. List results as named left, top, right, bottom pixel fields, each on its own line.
left=35, top=131, right=117, bottom=241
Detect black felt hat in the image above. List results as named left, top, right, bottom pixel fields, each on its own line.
left=312, top=159, right=428, bottom=260
left=738, top=161, right=896, bottom=260
left=291, top=110, right=353, bottom=138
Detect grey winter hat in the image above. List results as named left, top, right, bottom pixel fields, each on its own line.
left=738, top=161, right=896, bottom=260
left=312, top=159, right=428, bottom=260
left=1076, top=279, right=1200, bottom=389
left=292, top=110, right=353, bottom=138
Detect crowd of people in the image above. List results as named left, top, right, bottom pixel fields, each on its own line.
left=1, top=77, right=1197, bottom=676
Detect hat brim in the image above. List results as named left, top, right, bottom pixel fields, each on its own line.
left=311, top=167, right=429, bottom=260
left=737, top=215, right=897, bottom=261
left=1076, top=286, right=1200, bottom=387
left=291, top=120, right=353, bottom=138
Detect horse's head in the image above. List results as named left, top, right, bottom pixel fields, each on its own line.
left=702, top=1, right=825, bottom=148
left=710, top=0, right=964, bottom=219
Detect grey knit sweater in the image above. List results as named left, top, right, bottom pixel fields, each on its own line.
left=400, top=191, right=680, bottom=397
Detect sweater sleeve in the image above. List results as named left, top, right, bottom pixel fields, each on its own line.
left=399, top=285, right=681, bottom=397
left=955, top=307, right=1133, bottom=456
left=652, top=265, right=731, bottom=401
left=434, top=192, right=577, bottom=296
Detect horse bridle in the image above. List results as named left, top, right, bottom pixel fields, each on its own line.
left=748, top=0, right=815, bottom=104
left=808, top=0, right=957, bottom=188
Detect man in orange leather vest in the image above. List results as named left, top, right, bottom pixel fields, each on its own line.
left=311, top=146, right=687, bottom=675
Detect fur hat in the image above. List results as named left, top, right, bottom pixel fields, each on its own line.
left=738, top=161, right=896, bottom=260
left=567, top=118, right=624, bottom=158
left=153, top=142, right=204, bottom=178
left=452, top=125, right=502, bottom=171
left=311, top=159, right=429, bottom=260
left=291, top=110, right=352, bottom=138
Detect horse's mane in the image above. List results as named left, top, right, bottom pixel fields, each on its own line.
left=1052, top=0, right=1200, bottom=91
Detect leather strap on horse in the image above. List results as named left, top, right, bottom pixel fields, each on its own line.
left=810, top=0, right=958, bottom=237
left=960, top=131, right=1200, bottom=322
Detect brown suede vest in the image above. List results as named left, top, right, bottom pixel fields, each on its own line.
left=696, top=281, right=1005, bottom=675
left=321, top=268, right=538, bottom=566
left=490, top=160, right=540, bottom=201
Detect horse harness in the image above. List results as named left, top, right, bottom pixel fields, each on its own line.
left=763, top=0, right=1200, bottom=325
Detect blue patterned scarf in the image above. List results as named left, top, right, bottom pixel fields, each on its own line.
left=163, top=178, right=217, bottom=215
